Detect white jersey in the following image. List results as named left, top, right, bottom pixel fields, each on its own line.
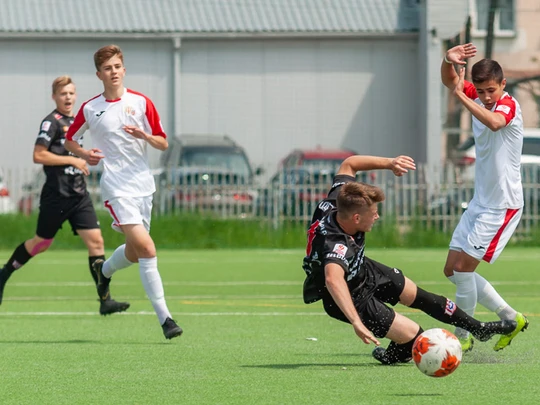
left=66, top=88, right=166, bottom=201
left=463, top=81, right=524, bottom=209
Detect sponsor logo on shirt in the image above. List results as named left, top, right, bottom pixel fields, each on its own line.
left=495, top=104, right=510, bottom=114
left=332, top=243, right=348, bottom=256
left=41, top=121, right=52, bottom=131
left=37, top=132, right=51, bottom=142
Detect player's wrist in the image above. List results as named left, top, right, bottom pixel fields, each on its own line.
left=444, top=54, right=453, bottom=64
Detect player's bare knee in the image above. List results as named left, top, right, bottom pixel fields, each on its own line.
left=29, top=238, right=54, bottom=256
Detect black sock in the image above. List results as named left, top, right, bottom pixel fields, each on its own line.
left=409, top=287, right=482, bottom=333
left=382, top=328, right=423, bottom=364
left=3, top=242, right=32, bottom=273
left=88, top=255, right=105, bottom=286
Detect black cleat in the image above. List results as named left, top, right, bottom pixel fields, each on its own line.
left=99, top=299, right=131, bottom=316
left=92, top=259, right=111, bottom=301
left=471, top=320, right=518, bottom=342
left=162, top=317, right=183, bottom=340
left=0, top=266, right=14, bottom=306
left=372, top=346, right=412, bottom=365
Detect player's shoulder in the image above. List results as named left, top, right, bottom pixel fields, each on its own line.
left=126, top=88, right=152, bottom=102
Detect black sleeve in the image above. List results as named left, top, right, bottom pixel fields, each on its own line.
left=35, top=117, right=59, bottom=149
left=322, top=235, right=352, bottom=274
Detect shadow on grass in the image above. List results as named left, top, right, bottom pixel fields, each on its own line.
left=241, top=362, right=411, bottom=369
left=0, top=339, right=172, bottom=345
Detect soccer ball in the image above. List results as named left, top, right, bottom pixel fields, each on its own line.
left=412, top=328, right=462, bottom=377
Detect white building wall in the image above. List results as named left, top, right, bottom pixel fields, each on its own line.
left=180, top=38, right=420, bottom=178
left=0, top=37, right=420, bottom=182
left=0, top=39, right=172, bottom=171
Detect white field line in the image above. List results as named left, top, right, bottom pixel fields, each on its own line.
left=0, top=311, right=326, bottom=316
left=7, top=280, right=540, bottom=287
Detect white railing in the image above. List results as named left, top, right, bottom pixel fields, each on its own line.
left=1, top=164, right=539, bottom=237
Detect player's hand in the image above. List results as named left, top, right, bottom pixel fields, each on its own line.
left=123, top=125, right=149, bottom=140
left=390, top=155, right=416, bottom=177
left=85, top=148, right=105, bottom=166
left=454, top=67, right=466, bottom=95
left=70, top=157, right=90, bottom=176
left=352, top=322, right=380, bottom=346
left=445, top=43, right=476, bottom=65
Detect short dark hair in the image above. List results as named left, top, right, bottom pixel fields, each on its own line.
left=94, top=44, right=124, bottom=71
left=337, top=182, right=385, bottom=217
left=471, top=59, right=504, bottom=84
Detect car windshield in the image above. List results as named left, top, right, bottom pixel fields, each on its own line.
left=523, top=138, right=540, bottom=156
left=181, top=148, right=251, bottom=177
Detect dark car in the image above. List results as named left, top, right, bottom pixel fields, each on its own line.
left=158, top=134, right=261, bottom=217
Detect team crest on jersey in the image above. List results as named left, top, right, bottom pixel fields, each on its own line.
left=41, top=121, right=52, bottom=131
left=54, top=113, right=62, bottom=120
left=332, top=243, right=348, bottom=256
left=124, top=106, right=136, bottom=115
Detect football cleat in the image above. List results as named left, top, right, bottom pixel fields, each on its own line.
left=493, top=313, right=529, bottom=351
left=470, top=319, right=517, bottom=342
left=372, top=346, right=412, bottom=365
left=162, top=317, right=183, bottom=340
left=458, top=335, right=474, bottom=353
left=99, top=299, right=131, bottom=316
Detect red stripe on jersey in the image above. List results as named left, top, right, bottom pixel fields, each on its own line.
left=66, top=94, right=101, bottom=141
left=463, top=80, right=478, bottom=100
left=483, top=208, right=519, bottom=263
left=493, top=95, right=516, bottom=125
left=127, top=89, right=166, bottom=138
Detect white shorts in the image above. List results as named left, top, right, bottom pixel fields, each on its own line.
left=103, top=196, right=153, bottom=233
left=449, top=199, right=522, bottom=263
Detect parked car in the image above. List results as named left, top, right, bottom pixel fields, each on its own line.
left=262, top=148, right=375, bottom=217
left=0, top=168, right=15, bottom=214
left=157, top=134, right=262, bottom=217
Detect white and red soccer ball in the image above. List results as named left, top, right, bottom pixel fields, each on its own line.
left=412, top=328, right=462, bottom=377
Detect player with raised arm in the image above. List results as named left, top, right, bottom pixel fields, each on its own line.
left=302, top=154, right=518, bottom=365
left=441, top=43, right=528, bottom=352
left=65, top=45, right=182, bottom=339
left=0, top=76, right=129, bottom=315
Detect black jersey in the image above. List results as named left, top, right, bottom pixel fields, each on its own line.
left=35, top=110, right=87, bottom=198
left=302, top=175, right=367, bottom=304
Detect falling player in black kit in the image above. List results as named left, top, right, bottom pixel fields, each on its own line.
left=0, top=76, right=129, bottom=315
left=302, top=154, right=518, bottom=364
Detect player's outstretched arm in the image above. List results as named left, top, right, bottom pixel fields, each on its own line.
left=337, top=155, right=415, bottom=178
left=325, top=263, right=380, bottom=345
left=441, top=43, right=477, bottom=89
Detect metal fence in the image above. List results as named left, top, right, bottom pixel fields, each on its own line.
left=1, top=164, right=539, bottom=237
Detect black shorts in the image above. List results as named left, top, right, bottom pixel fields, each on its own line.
left=322, top=257, right=406, bottom=338
left=36, top=191, right=100, bottom=239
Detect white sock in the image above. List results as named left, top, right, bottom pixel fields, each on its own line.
left=139, top=257, right=172, bottom=324
left=453, top=271, right=477, bottom=338
left=475, top=273, right=516, bottom=320
left=102, top=244, right=133, bottom=278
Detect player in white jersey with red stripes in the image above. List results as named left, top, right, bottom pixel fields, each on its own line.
left=65, top=44, right=182, bottom=340
left=441, top=43, right=528, bottom=352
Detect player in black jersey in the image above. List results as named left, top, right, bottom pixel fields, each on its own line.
left=302, top=154, right=518, bottom=364
left=0, top=76, right=129, bottom=316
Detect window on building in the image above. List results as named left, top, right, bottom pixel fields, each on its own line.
left=473, top=0, right=515, bottom=36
